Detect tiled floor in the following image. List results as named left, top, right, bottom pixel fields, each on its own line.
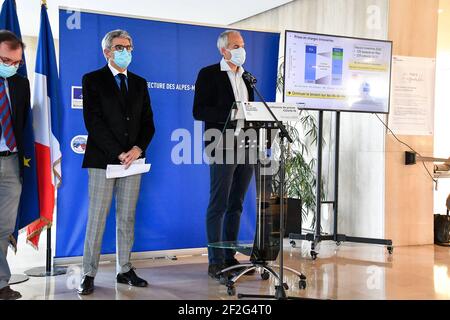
left=7, top=241, right=450, bottom=300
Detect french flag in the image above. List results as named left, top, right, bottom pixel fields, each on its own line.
left=26, top=3, right=62, bottom=247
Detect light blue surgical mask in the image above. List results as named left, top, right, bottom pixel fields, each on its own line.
left=112, top=50, right=132, bottom=69
left=0, top=63, right=19, bottom=78
left=226, top=47, right=246, bottom=67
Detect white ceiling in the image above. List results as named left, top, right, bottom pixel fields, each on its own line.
left=14, top=0, right=292, bottom=38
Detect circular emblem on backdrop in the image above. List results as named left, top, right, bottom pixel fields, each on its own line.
left=71, top=135, right=88, bottom=154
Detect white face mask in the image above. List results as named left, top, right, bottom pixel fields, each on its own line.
left=226, top=47, right=246, bottom=67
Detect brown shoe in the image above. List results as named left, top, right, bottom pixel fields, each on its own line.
left=0, top=286, right=21, bottom=300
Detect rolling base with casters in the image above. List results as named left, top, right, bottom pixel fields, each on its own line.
left=290, top=111, right=394, bottom=261
left=290, top=233, right=394, bottom=260
left=219, top=86, right=309, bottom=300
left=217, top=262, right=307, bottom=299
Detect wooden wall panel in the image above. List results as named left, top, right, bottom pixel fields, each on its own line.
left=385, top=0, right=438, bottom=246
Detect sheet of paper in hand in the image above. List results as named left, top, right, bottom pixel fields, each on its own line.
left=106, top=158, right=151, bottom=179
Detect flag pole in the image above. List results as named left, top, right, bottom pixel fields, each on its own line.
left=24, top=0, right=66, bottom=277
left=25, top=222, right=66, bottom=277
left=46, top=227, right=51, bottom=274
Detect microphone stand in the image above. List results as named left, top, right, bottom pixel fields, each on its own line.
left=239, top=74, right=304, bottom=300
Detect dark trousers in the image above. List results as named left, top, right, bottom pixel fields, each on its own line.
left=206, top=161, right=254, bottom=265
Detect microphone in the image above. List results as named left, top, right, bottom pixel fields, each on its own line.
left=243, top=71, right=257, bottom=84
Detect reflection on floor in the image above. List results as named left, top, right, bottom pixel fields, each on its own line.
left=8, top=241, right=450, bottom=300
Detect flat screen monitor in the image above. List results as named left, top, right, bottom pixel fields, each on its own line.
left=283, top=30, right=392, bottom=113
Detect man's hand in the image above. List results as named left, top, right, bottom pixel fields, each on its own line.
left=118, top=152, right=127, bottom=163
left=121, top=146, right=142, bottom=169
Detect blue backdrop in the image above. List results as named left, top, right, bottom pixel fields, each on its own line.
left=56, top=9, right=280, bottom=258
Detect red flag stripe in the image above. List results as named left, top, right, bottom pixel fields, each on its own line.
left=34, top=143, right=55, bottom=222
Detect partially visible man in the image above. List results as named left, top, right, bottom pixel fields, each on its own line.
left=193, top=30, right=255, bottom=280
left=77, top=29, right=155, bottom=295
left=0, top=30, right=29, bottom=300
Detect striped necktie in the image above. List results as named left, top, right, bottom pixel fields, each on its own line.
left=0, top=78, right=17, bottom=151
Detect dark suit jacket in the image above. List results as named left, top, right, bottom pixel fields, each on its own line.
left=193, top=63, right=254, bottom=134
left=82, top=65, right=155, bottom=169
left=8, top=74, right=31, bottom=178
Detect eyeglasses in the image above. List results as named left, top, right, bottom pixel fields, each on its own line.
left=111, top=45, right=133, bottom=52
left=0, top=56, right=24, bottom=67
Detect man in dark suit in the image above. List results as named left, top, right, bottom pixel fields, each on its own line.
left=0, top=30, right=29, bottom=300
left=77, top=29, right=155, bottom=295
left=193, top=30, right=256, bottom=279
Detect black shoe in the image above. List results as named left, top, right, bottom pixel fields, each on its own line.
left=117, top=269, right=148, bottom=287
left=225, top=258, right=256, bottom=275
left=0, top=286, right=21, bottom=300
left=77, top=276, right=95, bottom=295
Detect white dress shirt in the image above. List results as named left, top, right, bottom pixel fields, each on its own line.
left=220, top=58, right=249, bottom=103
left=108, top=62, right=128, bottom=78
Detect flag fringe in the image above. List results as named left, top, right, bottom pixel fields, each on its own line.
left=25, top=216, right=53, bottom=249
left=8, top=221, right=37, bottom=253
left=25, top=239, right=39, bottom=251
left=8, top=235, right=17, bottom=253
left=53, top=156, right=62, bottom=188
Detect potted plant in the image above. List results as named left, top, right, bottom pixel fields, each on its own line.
left=271, top=61, right=323, bottom=236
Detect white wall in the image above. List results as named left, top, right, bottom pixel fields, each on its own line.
left=434, top=54, right=450, bottom=214
left=22, top=36, right=38, bottom=79
left=22, top=35, right=60, bottom=91
left=232, top=0, right=389, bottom=239
left=16, top=0, right=294, bottom=38
left=434, top=1, right=450, bottom=214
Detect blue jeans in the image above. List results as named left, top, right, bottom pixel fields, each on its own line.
left=206, top=162, right=254, bottom=265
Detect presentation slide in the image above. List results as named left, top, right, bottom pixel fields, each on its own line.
left=284, top=31, right=392, bottom=113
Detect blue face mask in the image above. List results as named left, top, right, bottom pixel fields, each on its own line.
left=113, top=50, right=132, bottom=69
left=0, top=63, right=19, bottom=78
